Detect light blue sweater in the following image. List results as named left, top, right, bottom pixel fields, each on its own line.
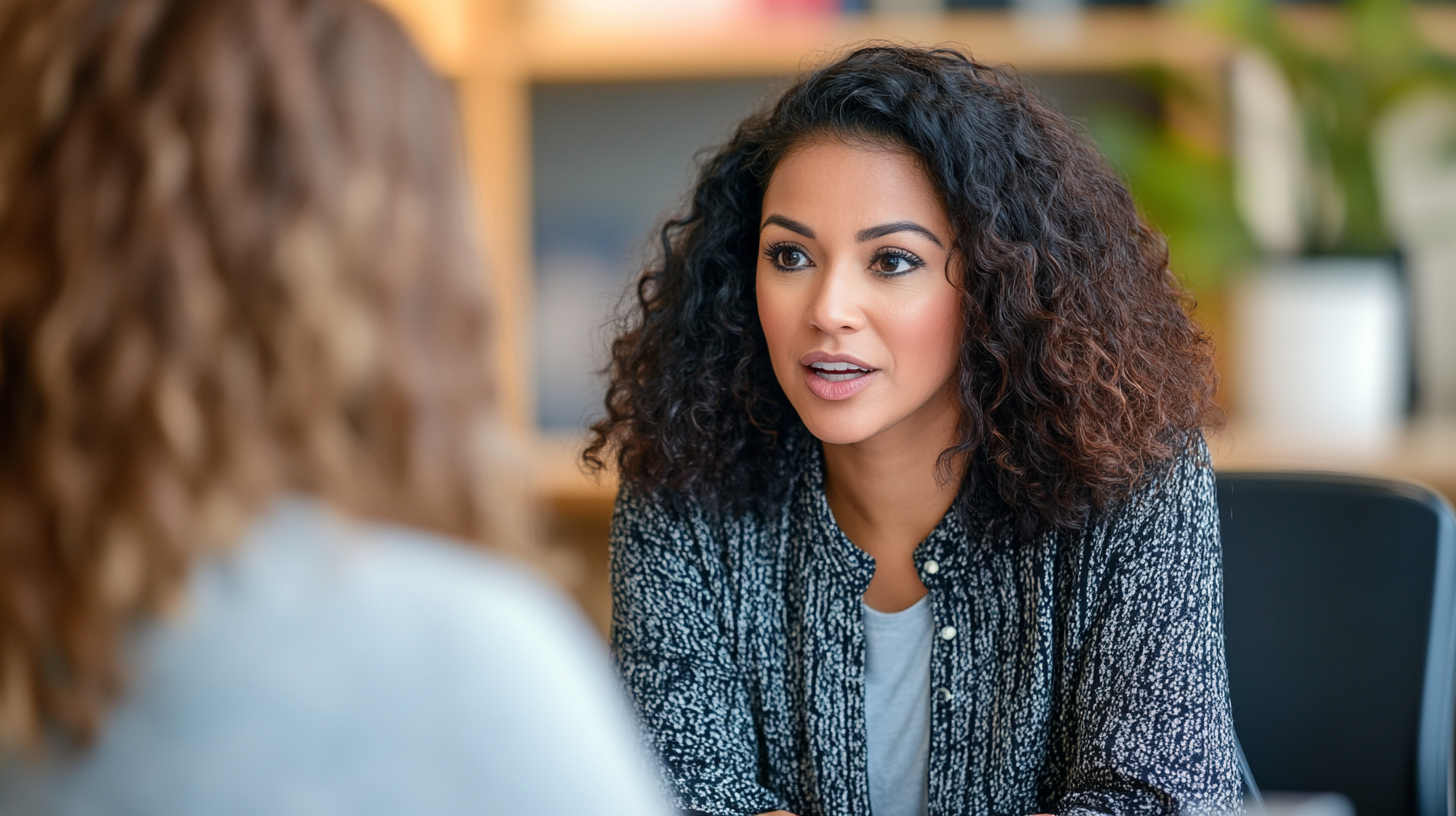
left=0, top=498, right=669, bottom=816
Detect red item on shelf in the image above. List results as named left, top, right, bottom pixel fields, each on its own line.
left=760, top=0, right=841, bottom=14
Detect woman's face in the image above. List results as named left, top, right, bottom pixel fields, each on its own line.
left=756, top=138, right=963, bottom=447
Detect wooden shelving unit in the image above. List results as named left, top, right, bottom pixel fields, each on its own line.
left=520, top=8, right=1231, bottom=81
left=377, top=0, right=1456, bottom=515
left=390, top=2, right=1456, bottom=81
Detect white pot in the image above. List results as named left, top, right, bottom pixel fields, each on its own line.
left=1231, top=257, right=1407, bottom=453
left=1375, top=91, right=1456, bottom=417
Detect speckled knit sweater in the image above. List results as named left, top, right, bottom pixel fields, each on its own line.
left=609, top=435, right=1241, bottom=816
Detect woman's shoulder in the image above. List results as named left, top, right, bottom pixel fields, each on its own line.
left=1117, top=430, right=1217, bottom=520
left=612, top=433, right=816, bottom=545
left=0, top=498, right=670, bottom=816
left=1072, top=430, right=1219, bottom=559
left=227, top=497, right=572, bottom=633
left=611, top=419, right=821, bottom=515
left=612, top=477, right=790, bottom=557
left=154, top=498, right=607, bottom=704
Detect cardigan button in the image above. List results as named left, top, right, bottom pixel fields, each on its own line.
left=923, top=560, right=940, bottom=575
left=936, top=687, right=953, bottom=702
left=939, top=626, right=957, bottom=641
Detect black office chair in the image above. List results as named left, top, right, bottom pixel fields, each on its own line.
left=1218, top=471, right=1456, bottom=816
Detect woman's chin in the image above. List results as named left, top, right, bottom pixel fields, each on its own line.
left=797, top=413, right=881, bottom=447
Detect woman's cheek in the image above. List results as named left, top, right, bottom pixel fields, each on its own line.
left=888, top=293, right=962, bottom=389
left=755, top=273, right=801, bottom=386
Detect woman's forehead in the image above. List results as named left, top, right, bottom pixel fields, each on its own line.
left=762, top=140, right=949, bottom=236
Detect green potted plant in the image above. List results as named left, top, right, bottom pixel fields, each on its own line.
left=1210, top=0, right=1456, bottom=449
left=1103, top=0, right=1456, bottom=449
left=1209, top=0, right=1456, bottom=255
left=1088, top=71, right=1256, bottom=418
left=1089, top=79, right=1256, bottom=297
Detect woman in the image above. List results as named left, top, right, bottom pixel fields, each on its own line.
left=0, top=1, right=667, bottom=814
left=588, top=46, right=1237, bottom=816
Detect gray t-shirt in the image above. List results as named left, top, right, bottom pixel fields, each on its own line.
left=0, top=498, right=670, bottom=816
left=862, top=595, right=933, bottom=816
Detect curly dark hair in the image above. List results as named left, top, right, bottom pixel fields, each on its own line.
left=0, top=0, right=527, bottom=746
left=584, top=44, right=1221, bottom=534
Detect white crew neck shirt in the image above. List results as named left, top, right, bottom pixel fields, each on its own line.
left=862, top=594, right=933, bottom=816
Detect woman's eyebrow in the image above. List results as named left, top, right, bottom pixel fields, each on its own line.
left=760, top=214, right=815, bottom=238
left=856, top=221, right=944, bottom=247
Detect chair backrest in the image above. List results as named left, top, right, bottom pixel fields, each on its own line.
left=1218, top=471, right=1456, bottom=816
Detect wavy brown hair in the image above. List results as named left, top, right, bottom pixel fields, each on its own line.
left=585, top=45, right=1222, bottom=533
left=0, top=0, right=527, bottom=746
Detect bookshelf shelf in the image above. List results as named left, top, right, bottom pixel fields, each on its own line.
left=520, top=8, right=1232, bottom=82
left=390, top=4, right=1456, bottom=83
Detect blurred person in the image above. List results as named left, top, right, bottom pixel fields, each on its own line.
left=588, top=46, right=1239, bottom=816
left=0, top=1, right=669, bottom=814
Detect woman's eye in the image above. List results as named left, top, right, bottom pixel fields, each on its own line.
left=872, top=251, right=922, bottom=276
left=771, top=247, right=811, bottom=269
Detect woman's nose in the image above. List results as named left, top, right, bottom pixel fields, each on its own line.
left=807, top=262, right=866, bottom=334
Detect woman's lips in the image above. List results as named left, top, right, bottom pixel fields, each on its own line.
left=803, top=365, right=877, bottom=401
left=800, top=351, right=873, bottom=369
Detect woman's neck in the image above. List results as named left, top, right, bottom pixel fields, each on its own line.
left=821, top=388, right=963, bottom=612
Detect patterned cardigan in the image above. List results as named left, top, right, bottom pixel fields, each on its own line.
left=609, top=436, right=1241, bottom=816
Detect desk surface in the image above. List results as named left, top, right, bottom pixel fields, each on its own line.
left=1208, top=419, right=1456, bottom=506
left=534, top=418, right=1456, bottom=511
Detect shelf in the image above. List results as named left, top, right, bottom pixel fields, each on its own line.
left=382, top=3, right=1456, bottom=83
left=1209, top=419, right=1456, bottom=505
left=523, top=5, right=1456, bottom=84
left=533, top=434, right=618, bottom=511
left=534, top=419, right=1456, bottom=510
left=520, top=7, right=1232, bottom=83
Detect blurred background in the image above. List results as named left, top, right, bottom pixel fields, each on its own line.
left=378, top=0, right=1456, bottom=631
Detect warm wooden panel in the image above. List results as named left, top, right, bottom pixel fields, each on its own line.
left=374, top=0, right=473, bottom=76
left=522, top=8, right=1232, bottom=83
left=377, top=1, right=1456, bottom=83
left=1209, top=419, right=1456, bottom=507
left=457, top=0, right=535, bottom=431
left=534, top=434, right=617, bottom=505
left=520, top=5, right=1456, bottom=84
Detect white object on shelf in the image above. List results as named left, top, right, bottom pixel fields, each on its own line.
left=871, top=0, right=943, bottom=14
left=1230, top=49, right=1305, bottom=256
left=1375, top=91, right=1456, bottom=417
left=1231, top=257, right=1406, bottom=455
left=1011, top=0, right=1082, bottom=48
